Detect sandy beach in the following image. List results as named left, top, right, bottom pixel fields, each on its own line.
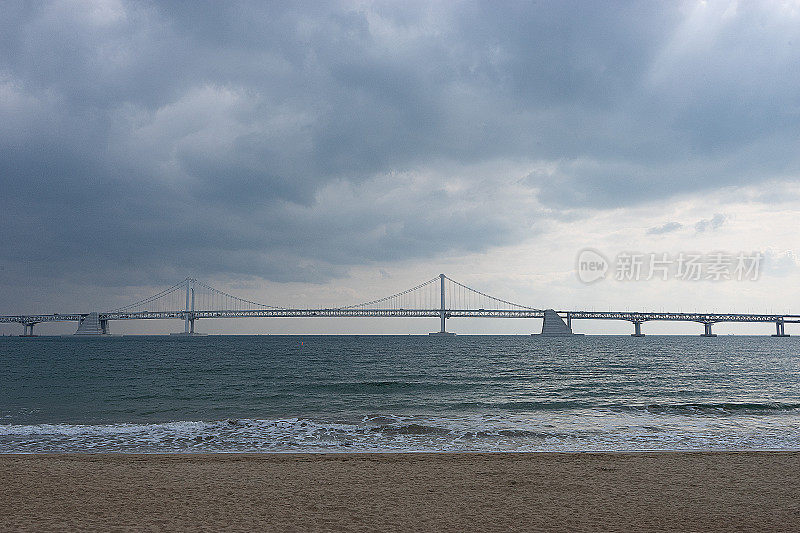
left=1, top=452, right=799, bottom=531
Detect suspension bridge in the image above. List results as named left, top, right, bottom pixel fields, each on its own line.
left=1, top=274, right=797, bottom=337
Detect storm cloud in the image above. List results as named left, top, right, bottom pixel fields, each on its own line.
left=2, top=1, right=799, bottom=288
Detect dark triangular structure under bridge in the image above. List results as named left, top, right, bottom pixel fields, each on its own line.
left=534, top=309, right=582, bottom=336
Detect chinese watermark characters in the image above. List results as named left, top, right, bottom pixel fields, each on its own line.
left=576, top=249, right=762, bottom=283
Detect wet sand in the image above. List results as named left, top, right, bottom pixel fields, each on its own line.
left=2, top=452, right=799, bottom=531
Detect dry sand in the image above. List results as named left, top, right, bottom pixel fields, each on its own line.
left=1, top=452, right=799, bottom=532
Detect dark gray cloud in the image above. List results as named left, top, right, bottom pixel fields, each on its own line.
left=1, top=1, right=798, bottom=291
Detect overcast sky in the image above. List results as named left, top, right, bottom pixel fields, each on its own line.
left=2, top=1, right=800, bottom=335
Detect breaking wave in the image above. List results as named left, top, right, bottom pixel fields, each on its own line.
left=3, top=410, right=800, bottom=453
left=611, top=402, right=800, bottom=415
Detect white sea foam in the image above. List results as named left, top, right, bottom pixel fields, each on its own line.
left=3, top=410, right=800, bottom=453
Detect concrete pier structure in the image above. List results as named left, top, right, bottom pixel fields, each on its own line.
left=631, top=321, right=645, bottom=337
left=75, top=312, right=110, bottom=335
left=701, top=323, right=717, bottom=337
left=536, top=309, right=578, bottom=336
left=772, top=320, right=790, bottom=337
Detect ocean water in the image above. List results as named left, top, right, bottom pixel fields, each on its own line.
left=1, top=335, right=798, bottom=453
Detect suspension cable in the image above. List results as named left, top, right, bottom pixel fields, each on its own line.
left=193, top=280, right=283, bottom=309
left=108, top=278, right=189, bottom=313
left=338, top=277, right=440, bottom=309
left=443, top=275, right=540, bottom=310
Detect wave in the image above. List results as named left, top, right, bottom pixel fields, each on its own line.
left=448, top=400, right=585, bottom=411
left=309, top=381, right=469, bottom=393
left=610, top=402, right=800, bottom=415
left=3, top=409, right=800, bottom=453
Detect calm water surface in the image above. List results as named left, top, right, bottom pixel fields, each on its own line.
left=1, top=335, right=798, bottom=452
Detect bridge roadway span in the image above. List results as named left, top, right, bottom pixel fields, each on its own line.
left=2, top=275, right=797, bottom=336
left=2, top=309, right=799, bottom=336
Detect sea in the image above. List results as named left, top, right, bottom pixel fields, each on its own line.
left=1, top=335, right=799, bottom=453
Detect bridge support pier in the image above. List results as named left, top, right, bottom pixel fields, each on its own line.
left=171, top=317, right=205, bottom=336
left=21, top=323, right=37, bottom=336
left=631, top=321, right=644, bottom=337
left=75, top=312, right=110, bottom=335
left=701, top=323, right=717, bottom=337
left=535, top=309, right=579, bottom=336
left=772, top=320, right=790, bottom=337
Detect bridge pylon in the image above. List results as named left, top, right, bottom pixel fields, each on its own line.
left=185, top=278, right=194, bottom=334
left=429, top=273, right=455, bottom=336
left=172, top=278, right=205, bottom=336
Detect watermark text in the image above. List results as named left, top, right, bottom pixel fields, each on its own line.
left=576, top=249, right=762, bottom=283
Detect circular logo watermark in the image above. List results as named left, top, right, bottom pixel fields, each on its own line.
left=576, top=248, right=609, bottom=283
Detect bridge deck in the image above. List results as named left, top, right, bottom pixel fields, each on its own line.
left=2, top=309, right=798, bottom=324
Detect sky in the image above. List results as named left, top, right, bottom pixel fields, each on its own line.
left=1, top=0, right=800, bottom=335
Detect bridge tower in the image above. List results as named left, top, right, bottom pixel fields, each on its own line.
left=171, top=277, right=206, bottom=335
left=185, top=278, right=195, bottom=334
left=430, top=273, right=455, bottom=336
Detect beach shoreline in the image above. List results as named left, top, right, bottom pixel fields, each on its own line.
left=2, top=451, right=799, bottom=531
